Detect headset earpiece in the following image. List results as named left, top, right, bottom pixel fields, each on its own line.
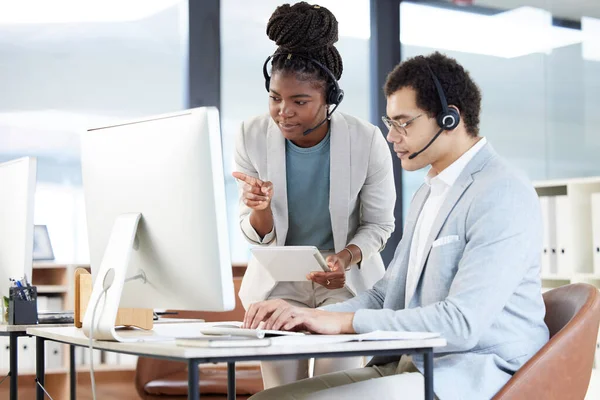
left=263, top=56, right=272, bottom=92
left=437, top=107, right=460, bottom=130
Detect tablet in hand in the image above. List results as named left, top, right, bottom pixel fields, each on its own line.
left=251, top=246, right=331, bottom=282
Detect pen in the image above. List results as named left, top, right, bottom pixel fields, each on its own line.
left=23, top=273, right=31, bottom=287
left=23, top=274, right=33, bottom=301
left=9, top=279, right=21, bottom=300
left=15, top=280, right=29, bottom=301
left=20, top=277, right=32, bottom=301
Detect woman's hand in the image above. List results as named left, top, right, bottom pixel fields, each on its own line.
left=307, top=251, right=352, bottom=289
left=232, top=172, right=273, bottom=211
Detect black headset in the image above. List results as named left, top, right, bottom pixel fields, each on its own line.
left=426, top=63, right=460, bottom=130
left=262, top=53, right=345, bottom=106
left=407, top=64, right=461, bottom=160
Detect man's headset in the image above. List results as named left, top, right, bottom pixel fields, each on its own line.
left=263, top=53, right=344, bottom=136
left=408, top=64, right=461, bottom=160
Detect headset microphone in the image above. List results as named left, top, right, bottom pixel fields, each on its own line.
left=408, top=127, right=444, bottom=160
left=302, top=103, right=340, bottom=136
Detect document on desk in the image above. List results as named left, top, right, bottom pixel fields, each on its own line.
left=269, top=330, right=440, bottom=346
left=198, top=321, right=305, bottom=339
left=176, top=336, right=271, bottom=348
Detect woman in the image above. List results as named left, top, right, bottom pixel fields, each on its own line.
left=233, top=1, right=395, bottom=389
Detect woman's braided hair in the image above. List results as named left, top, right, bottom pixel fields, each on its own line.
left=266, top=2, right=343, bottom=90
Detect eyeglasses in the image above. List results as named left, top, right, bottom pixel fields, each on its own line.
left=381, top=114, right=423, bottom=137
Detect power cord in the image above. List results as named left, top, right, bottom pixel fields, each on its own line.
left=0, top=372, right=9, bottom=386
left=35, top=378, right=55, bottom=399
left=89, top=268, right=115, bottom=400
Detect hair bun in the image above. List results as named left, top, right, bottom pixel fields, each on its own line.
left=266, top=2, right=338, bottom=53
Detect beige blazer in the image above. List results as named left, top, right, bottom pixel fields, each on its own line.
left=234, top=112, right=396, bottom=309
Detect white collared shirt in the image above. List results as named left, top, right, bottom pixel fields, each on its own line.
left=405, top=137, right=488, bottom=305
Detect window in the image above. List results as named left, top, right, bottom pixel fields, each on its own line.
left=0, top=1, right=188, bottom=261
left=399, top=1, right=600, bottom=218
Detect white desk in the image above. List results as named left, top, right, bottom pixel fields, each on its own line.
left=0, top=318, right=202, bottom=400
left=27, top=323, right=446, bottom=400
left=0, top=323, right=73, bottom=400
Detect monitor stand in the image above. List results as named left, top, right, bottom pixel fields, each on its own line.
left=82, top=212, right=156, bottom=343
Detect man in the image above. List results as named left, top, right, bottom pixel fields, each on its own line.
left=244, top=52, right=549, bottom=400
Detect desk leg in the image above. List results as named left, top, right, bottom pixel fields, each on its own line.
left=70, top=345, right=76, bottom=400
left=188, top=360, right=199, bottom=400
left=424, top=348, right=434, bottom=400
left=9, top=333, right=18, bottom=400
left=36, top=337, right=45, bottom=400
left=227, top=362, right=236, bottom=400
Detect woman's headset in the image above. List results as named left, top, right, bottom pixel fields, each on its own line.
left=262, top=53, right=344, bottom=106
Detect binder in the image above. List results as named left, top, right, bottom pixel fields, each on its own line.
left=104, top=351, right=120, bottom=365
left=75, top=346, right=85, bottom=366
left=539, top=196, right=558, bottom=275
left=554, top=195, right=573, bottom=276
left=592, top=193, right=600, bottom=275
left=18, top=336, right=34, bottom=371
left=119, top=354, right=138, bottom=367
left=46, top=342, right=63, bottom=369
left=0, top=337, right=8, bottom=372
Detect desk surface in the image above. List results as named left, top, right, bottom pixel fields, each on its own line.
left=0, top=318, right=203, bottom=333
left=27, top=323, right=446, bottom=362
left=0, top=323, right=72, bottom=333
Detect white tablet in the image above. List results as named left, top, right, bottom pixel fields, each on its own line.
left=250, top=246, right=331, bottom=282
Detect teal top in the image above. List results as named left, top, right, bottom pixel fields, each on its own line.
left=284, top=130, right=334, bottom=251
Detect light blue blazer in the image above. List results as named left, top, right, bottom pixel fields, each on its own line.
left=324, top=143, right=549, bottom=400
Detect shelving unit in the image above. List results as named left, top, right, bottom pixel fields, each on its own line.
left=0, top=262, right=135, bottom=399
left=534, top=176, right=600, bottom=373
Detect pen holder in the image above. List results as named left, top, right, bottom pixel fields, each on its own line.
left=8, top=286, right=38, bottom=325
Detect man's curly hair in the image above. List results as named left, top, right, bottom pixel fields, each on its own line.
left=384, top=52, right=482, bottom=137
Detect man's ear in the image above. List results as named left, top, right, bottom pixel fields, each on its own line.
left=447, top=105, right=461, bottom=130
left=448, top=105, right=460, bottom=115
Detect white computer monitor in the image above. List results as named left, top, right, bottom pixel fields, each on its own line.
left=80, top=107, right=234, bottom=342
left=0, top=157, right=36, bottom=301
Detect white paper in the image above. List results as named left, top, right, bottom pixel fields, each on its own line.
left=199, top=322, right=305, bottom=339
left=269, top=330, right=440, bottom=346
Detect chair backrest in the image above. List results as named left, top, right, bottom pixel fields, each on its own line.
left=493, top=283, right=600, bottom=400
left=166, top=276, right=246, bottom=322
left=135, top=276, right=249, bottom=398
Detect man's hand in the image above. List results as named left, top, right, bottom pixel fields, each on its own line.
left=307, top=251, right=351, bottom=289
left=264, top=307, right=356, bottom=335
left=243, top=298, right=290, bottom=329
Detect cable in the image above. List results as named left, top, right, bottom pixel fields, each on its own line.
left=0, top=372, right=9, bottom=386
left=35, top=378, right=55, bottom=400
left=89, top=286, right=108, bottom=400
left=89, top=268, right=115, bottom=400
